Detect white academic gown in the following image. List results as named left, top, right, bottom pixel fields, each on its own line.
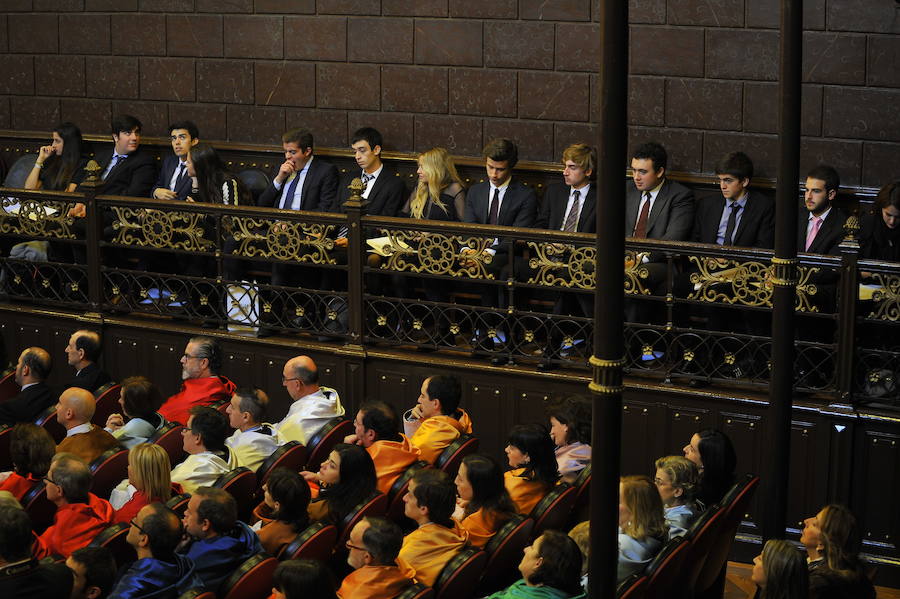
left=226, top=424, right=280, bottom=471
left=273, top=387, right=344, bottom=445
left=171, top=451, right=231, bottom=494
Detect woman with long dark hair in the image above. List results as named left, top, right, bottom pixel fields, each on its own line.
left=24, top=122, right=85, bottom=192
left=859, top=180, right=900, bottom=262
left=546, top=396, right=592, bottom=483
left=185, top=143, right=247, bottom=206
left=683, top=428, right=736, bottom=508
left=503, top=423, right=560, bottom=515
left=303, top=443, right=377, bottom=525
left=800, top=504, right=875, bottom=599
left=254, top=468, right=311, bottom=555
left=752, top=539, right=809, bottom=599
left=453, top=453, right=517, bottom=547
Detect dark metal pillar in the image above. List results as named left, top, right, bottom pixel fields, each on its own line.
left=763, top=0, right=803, bottom=542
left=342, top=177, right=367, bottom=347
left=589, top=0, right=628, bottom=597
left=80, top=160, right=103, bottom=311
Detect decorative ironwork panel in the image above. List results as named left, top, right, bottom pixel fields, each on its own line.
left=863, top=272, right=900, bottom=321
left=525, top=242, right=595, bottom=289
left=372, top=229, right=497, bottom=279
left=0, top=197, right=78, bottom=239
left=110, top=207, right=213, bottom=251
left=222, top=216, right=337, bottom=264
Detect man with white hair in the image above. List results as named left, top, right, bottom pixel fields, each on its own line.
left=225, top=387, right=280, bottom=471
left=56, top=387, right=120, bottom=464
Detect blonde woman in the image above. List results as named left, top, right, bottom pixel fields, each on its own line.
left=654, top=455, right=700, bottom=538
left=618, top=475, right=668, bottom=582
left=402, top=147, right=466, bottom=222
left=111, top=443, right=176, bottom=524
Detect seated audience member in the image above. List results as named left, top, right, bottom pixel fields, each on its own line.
left=860, top=180, right=900, bottom=261
left=0, top=347, right=53, bottom=426
left=63, top=330, right=111, bottom=393
left=399, top=469, right=468, bottom=587
left=0, top=423, right=55, bottom=499
left=547, top=396, right=592, bottom=483
left=225, top=387, right=280, bottom=471
left=683, top=428, right=736, bottom=508
left=339, top=517, right=414, bottom=599
left=569, top=521, right=590, bottom=593
left=654, top=455, right=700, bottom=537
left=24, top=122, right=86, bottom=192
left=302, top=443, right=377, bottom=524
left=159, top=336, right=236, bottom=425
left=253, top=468, right=311, bottom=555
left=84, top=114, right=156, bottom=198
left=617, top=475, right=667, bottom=582
left=258, top=128, right=338, bottom=212
left=177, top=486, right=262, bottom=592
left=453, top=454, right=517, bottom=548
left=55, top=387, right=121, bottom=464
left=108, top=503, right=200, bottom=599
left=504, top=423, right=560, bottom=515
left=171, top=407, right=231, bottom=494
left=0, top=505, right=73, bottom=598
left=346, top=400, right=420, bottom=494
left=402, top=147, right=466, bottom=222
left=274, top=355, right=345, bottom=445
left=151, top=120, right=199, bottom=202
left=404, top=375, right=472, bottom=464
left=486, top=530, right=584, bottom=599
left=105, top=376, right=165, bottom=449
left=801, top=504, right=875, bottom=599
left=39, top=453, right=115, bottom=557
left=66, top=546, right=116, bottom=599
left=271, top=559, right=338, bottom=599
left=752, top=539, right=809, bottom=599
left=800, top=165, right=848, bottom=256
left=110, top=443, right=175, bottom=525
left=336, top=127, right=408, bottom=219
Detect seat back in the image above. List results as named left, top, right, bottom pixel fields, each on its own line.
left=617, top=573, right=647, bottom=599
left=236, top=168, right=271, bottom=204
left=571, top=464, right=591, bottom=524
left=177, top=591, right=216, bottom=599
left=91, top=383, right=121, bottom=428
left=149, top=421, right=186, bottom=466
left=89, top=448, right=130, bottom=499
left=88, top=522, right=136, bottom=568
left=277, top=521, right=338, bottom=562
left=643, top=535, right=690, bottom=598
left=166, top=493, right=191, bottom=518
left=211, top=398, right=230, bottom=416
left=21, top=480, right=56, bottom=533
left=386, top=460, right=431, bottom=522
left=34, top=404, right=66, bottom=442
left=531, top=483, right=577, bottom=536
left=481, top=515, right=535, bottom=593
left=213, top=467, right=258, bottom=523
left=338, top=492, right=389, bottom=547
left=219, top=554, right=279, bottom=599
left=256, top=440, right=308, bottom=487
left=305, top=417, right=353, bottom=471
left=0, top=366, right=18, bottom=402
left=0, top=424, right=13, bottom=471
left=2, top=154, right=37, bottom=188
left=434, top=547, right=488, bottom=599
left=435, top=434, right=479, bottom=477
left=680, top=505, right=727, bottom=593
left=395, top=583, right=434, bottom=599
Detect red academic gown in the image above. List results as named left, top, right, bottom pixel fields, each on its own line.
left=39, top=493, right=115, bottom=557
left=0, top=471, right=39, bottom=500
left=158, top=375, right=236, bottom=424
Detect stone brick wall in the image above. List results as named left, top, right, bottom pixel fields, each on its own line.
left=0, top=0, right=897, bottom=186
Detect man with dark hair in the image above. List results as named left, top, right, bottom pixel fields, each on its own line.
left=404, top=375, right=470, bottom=464
left=274, top=355, right=344, bottom=445
left=177, top=486, right=261, bottom=592
left=159, top=336, right=236, bottom=425
left=224, top=387, right=280, bottom=471
left=800, top=164, right=847, bottom=255
left=151, top=121, right=200, bottom=202
left=39, top=453, right=115, bottom=557
left=345, top=400, right=420, bottom=494
left=335, top=127, right=407, bottom=220
left=63, top=330, right=111, bottom=393
left=171, top=407, right=231, bottom=494
left=55, top=387, right=121, bottom=464
left=340, top=517, right=414, bottom=599
left=109, top=503, right=200, bottom=598
left=258, top=128, right=339, bottom=212
left=0, top=347, right=53, bottom=426
left=0, top=505, right=73, bottom=598
left=399, top=470, right=467, bottom=587
left=66, top=546, right=116, bottom=599
left=84, top=115, right=156, bottom=199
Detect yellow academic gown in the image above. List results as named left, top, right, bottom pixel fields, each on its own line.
left=337, top=561, right=417, bottom=599
left=504, top=468, right=550, bottom=515
left=398, top=521, right=468, bottom=587
left=409, top=409, right=473, bottom=464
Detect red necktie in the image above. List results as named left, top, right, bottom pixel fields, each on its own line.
left=633, top=191, right=651, bottom=238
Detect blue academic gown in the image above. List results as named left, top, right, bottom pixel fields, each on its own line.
left=178, top=521, right=262, bottom=591
left=108, top=554, right=201, bottom=599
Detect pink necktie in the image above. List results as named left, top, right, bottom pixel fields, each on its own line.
left=805, top=216, right=822, bottom=251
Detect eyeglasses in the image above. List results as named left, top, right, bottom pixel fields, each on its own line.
left=345, top=540, right=367, bottom=552
left=282, top=376, right=299, bottom=383
left=182, top=353, right=203, bottom=360
left=653, top=477, right=668, bottom=486
left=130, top=518, right=147, bottom=535
left=43, top=476, right=58, bottom=486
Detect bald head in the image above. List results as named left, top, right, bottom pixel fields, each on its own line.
left=15, top=347, right=51, bottom=386
left=57, top=387, right=96, bottom=429
left=283, top=355, right=318, bottom=401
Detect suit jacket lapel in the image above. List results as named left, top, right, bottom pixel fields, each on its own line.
left=646, top=182, right=670, bottom=234
left=625, top=188, right=639, bottom=234
left=577, top=187, right=596, bottom=231
left=299, top=161, right=315, bottom=210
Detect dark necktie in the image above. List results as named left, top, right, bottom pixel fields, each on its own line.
left=562, top=190, right=581, bottom=232
left=633, top=191, right=651, bottom=238
left=488, top=187, right=500, bottom=225
left=279, top=173, right=302, bottom=210
left=723, top=202, right=742, bottom=246
left=102, top=153, right=125, bottom=180
left=361, top=172, right=373, bottom=192
left=173, top=164, right=186, bottom=190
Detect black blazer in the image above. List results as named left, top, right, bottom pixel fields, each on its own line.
left=90, top=147, right=157, bottom=198
left=534, top=183, right=597, bottom=234
left=150, top=155, right=193, bottom=201
left=625, top=179, right=695, bottom=241
left=798, top=206, right=848, bottom=255
left=463, top=180, right=538, bottom=228
left=693, top=191, right=775, bottom=249
left=65, top=362, right=112, bottom=394
left=335, top=165, right=407, bottom=217
left=257, top=157, right=339, bottom=213
left=0, top=382, right=54, bottom=426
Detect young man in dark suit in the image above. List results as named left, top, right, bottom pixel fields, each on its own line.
left=87, top=114, right=157, bottom=199
left=0, top=347, right=53, bottom=426
left=151, top=120, right=199, bottom=203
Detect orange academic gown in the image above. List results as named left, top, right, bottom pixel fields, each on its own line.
left=367, top=435, right=421, bottom=494
left=457, top=507, right=510, bottom=548
left=410, top=409, right=473, bottom=464
left=504, top=468, right=550, bottom=516
left=337, top=561, right=417, bottom=599
left=38, top=493, right=115, bottom=557
left=398, top=521, right=468, bottom=587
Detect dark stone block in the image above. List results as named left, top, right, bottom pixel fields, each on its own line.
left=862, top=142, right=900, bottom=188
left=167, top=15, right=223, bottom=57
left=450, top=69, right=516, bottom=117
left=703, top=132, right=779, bottom=178
left=61, top=98, right=111, bottom=136
left=519, top=72, right=590, bottom=121
left=197, top=60, right=254, bottom=104
left=667, top=0, right=744, bottom=27
left=167, top=103, right=227, bottom=141
left=317, top=63, right=380, bottom=110
left=317, top=0, right=379, bottom=15
left=628, top=0, right=666, bottom=24
left=415, top=19, right=483, bottom=67
left=665, top=79, right=742, bottom=130
left=60, top=14, right=110, bottom=55
left=383, top=0, right=448, bottom=16
left=827, top=0, right=900, bottom=33
left=196, top=0, right=252, bottom=11
left=799, top=138, right=862, bottom=187
left=451, top=0, right=516, bottom=18
left=803, top=32, right=866, bottom=85
left=12, top=97, right=59, bottom=132
left=35, top=56, right=85, bottom=97
left=746, top=0, right=825, bottom=29
left=348, top=18, right=413, bottom=64
left=86, top=57, right=139, bottom=99
left=867, top=35, right=900, bottom=88
left=255, top=61, right=315, bottom=107
left=111, top=14, right=165, bottom=56
left=225, top=16, right=283, bottom=59
left=628, top=76, right=665, bottom=127
left=9, top=14, right=58, bottom=53
left=414, top=115, right=483, bottom=156
left=0, top=15, right=6, bottom=53
left=706, top=29, right=778, bottom=81
left=556, top=24, right=600, bottom=72
left=483, top=118, right=555, bottom=163
left=630, top=26, right=704, bottom=78
left=0, top=55, right=34, bottom=95
left=285, top=16, right=346, bottom=61
left=139, top=58, right=196, bottom=102
left=255, top=0, right=314, bottom=12
left=0, top=98, right=10, bottom=129
left=34, top=0, right=82, bottom=11
left=824, top=88, right=900, bottom=142
left=485, top=21, right=554, bottom=70
left=743, top=83, right=822, bottom=137
left=628, top=126, right=704, bottom=173
left=347, top=111, right=415, bottom=153
left=111, top=100, right=168, bottom=136
left=553, top=123, right=598, bottom=161
left=139, top=0, right=194, bottom=10
left=86, top=0, right=136, bottom=9
left=3, top=0, right=34, bottom=11
left=287, top=109, right=348, bottom=148
left=382, top=66, right=448, bottom=113
left=227, top=105, right=285, bottom=144
left=520, top=0, right=590, bottom=21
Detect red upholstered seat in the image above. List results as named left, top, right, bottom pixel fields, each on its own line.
left=530, top=483, right=577, bottom=536
left=277, top=521, right=338, bottom=562
left=0, top=367, right=18, bottom=403
left=480, top=515, right=535, bottom=593
left=89, top=448, right=129, bottom=499
left=433, top=547, right=487, bottom=599
left=92, top=383, right=121, bottom=429
left=642, top=535, right=690, bottom=598
left=219, top=554, right=279, bottom=599
left=213, top=467, right=258, bottom=523
left=22, top=480, right=56, bottom=533
left=0, top=424, right=13, bottom=471
left=165, top=493, right=191, bottom=518
left=680, top=504, right=727, bottom=596
left=148, top=422, right=186, bottom=466
left=88, top=522, right=136, bottom=568
left=305, top=417, right=353, bottom=471
left=617, top=572, right=647, bottom=598
left=338, top=492, right=389, bottom=548
left=34, top=404, right=66, bottom=443
left=435, top=434, right=479, bottom=477
left=396, top=582, right=434, bottom=599
left=256, top=440, right=308, bottom=487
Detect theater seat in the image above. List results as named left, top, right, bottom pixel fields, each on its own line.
left=396, top=582, right=434, bottom=599
left=89, top=448, right=129, bottom=499
left=530, top=483, right=576, bottom=536
left=642, top=535, right=690, bottom=598
left=256, top=440, right=308, bottom=488
left=213, top=467, right=258, bottom=523
left=481, top=515, right=535, bottom=593
left=433, top=547, right=487, bottom=599
left=617, top=572, right=647, bottom=598
left=236, top=168, right=271, bottom=205
left=277, top=521, right=338, bottom=562
left=34, top=404, right=66, bottom=442
left=148, top=421, right=186, bottom=466
left=338, top=492, right=388, bottom=548
left=88, top=522, right=136, bottom=568
left=0, top=366, right=17, bottom=402
left=177, top=591, right=215, bottom=599
left=219, top=553, right=279, bottom=599
left=571, top=463, right=591, bottom=525
left=680, top=504, right=727, bottom=595
left=2, top=154, right=37, bottom=188
left=305, top=417, right=353, bottom=471
left=22, top=480, right=56, bottom=533
left=435, top=434, right=479, bottom=477
left=91, top=383, right=121, bottom=429
left=0, top=424, right=13, bottom=471
left=165, top=493, right=191, bottom=518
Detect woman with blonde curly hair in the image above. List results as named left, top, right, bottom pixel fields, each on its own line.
left=111, top=443, right=177, bottom=524
left=617, top=475, right=667, bottom=582
left=654, top=455, right=700, bottom=537
left=402, top=147, right=466, bottom=221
